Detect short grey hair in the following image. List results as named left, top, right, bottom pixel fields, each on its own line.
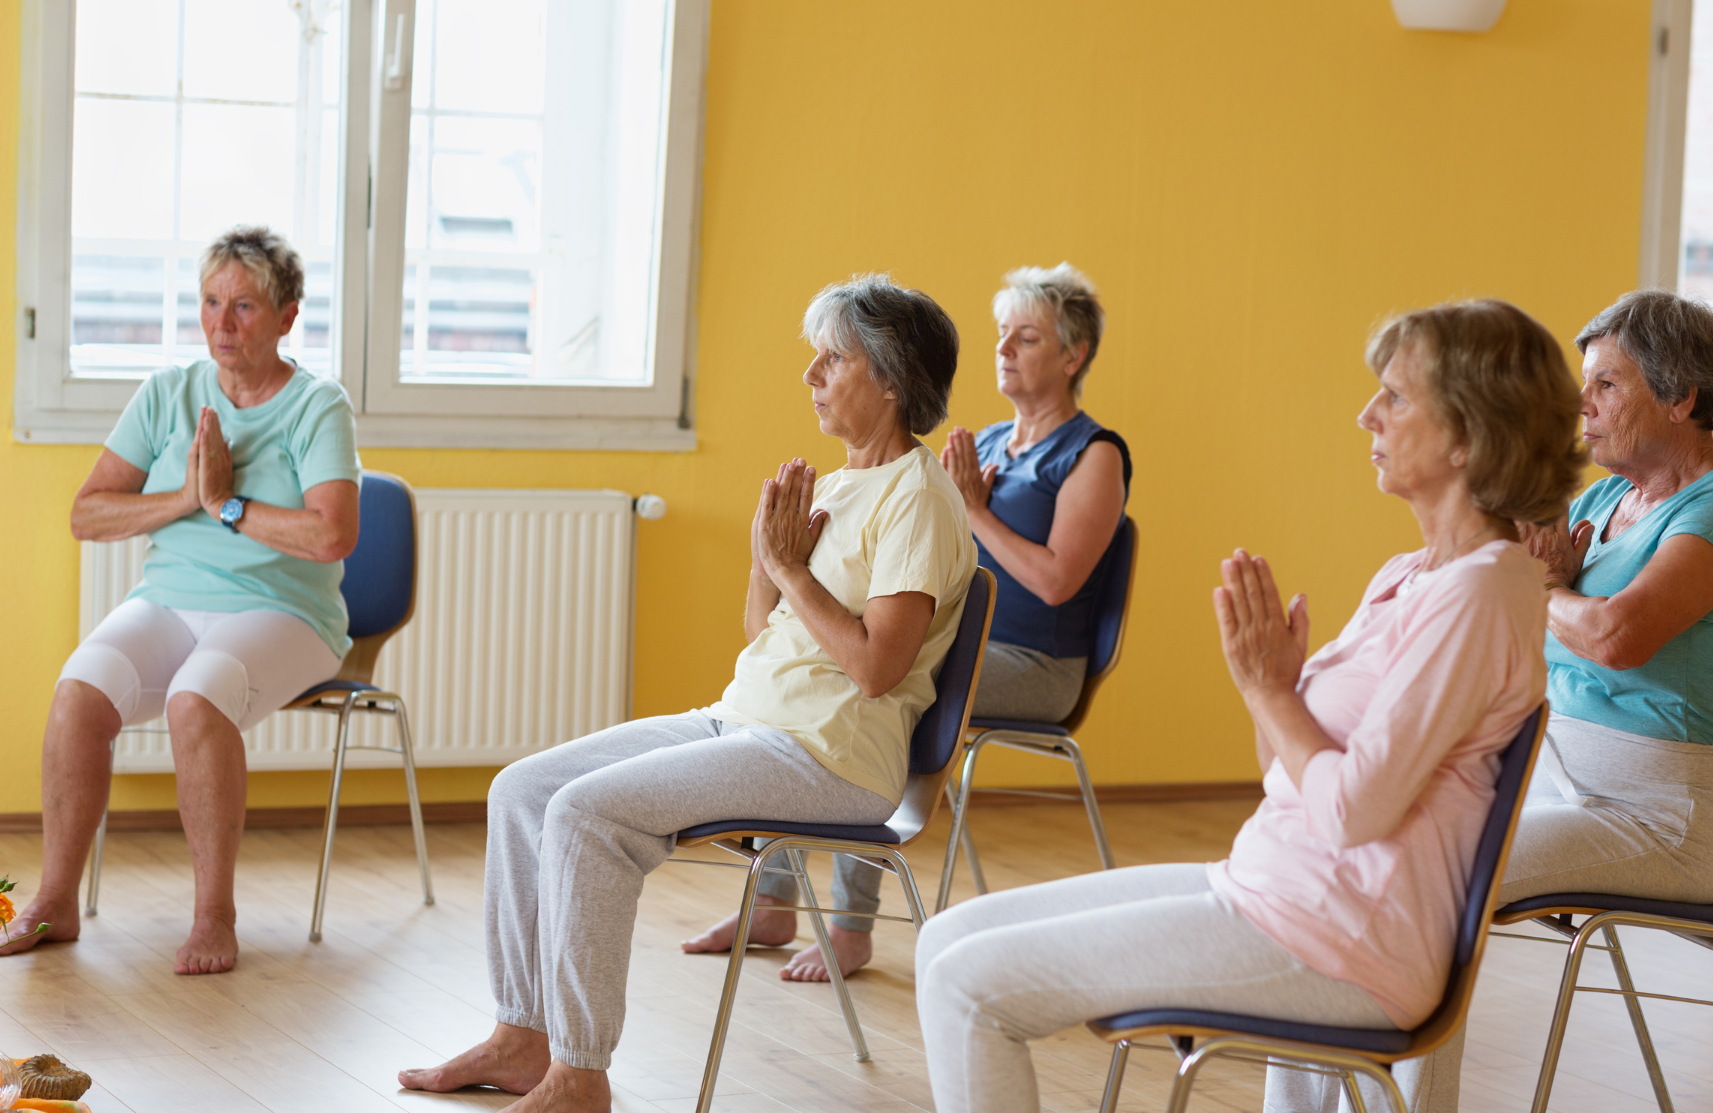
left=801, top=274, right=960, bottom=435
left=1576, top=289, right=1713, bottom=430
left=991, top=262, right=1105, bottom=397
left=198, top=225, right=304, bottom=310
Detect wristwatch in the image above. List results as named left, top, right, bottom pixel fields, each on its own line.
left=219, top=495, right=251, bottom=533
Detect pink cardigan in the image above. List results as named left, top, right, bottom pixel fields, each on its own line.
left=1207, top=541, right=1546, bottom=1028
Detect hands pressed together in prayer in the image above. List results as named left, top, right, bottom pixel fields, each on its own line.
left=1518, top=515, right=1594, bottom=591
left=939, top=427, right=997, bottom=516
left=1213, top=549, right=1334, bottom=784
left=752, top=458, right=829, bottom=584
left=176, top=406, right=237, bottom=523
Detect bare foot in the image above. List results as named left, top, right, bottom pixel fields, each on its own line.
left=680, top=894, right=797, bottom=954
left=780, top=926, right=873, bottom=982
left=0, top=895, right=79, bottom=957
left=174, top=913, right=238, bottom=975
left=400, top=1022, right=551, bottom=1094
left=498, top=1061, right=610, bottom=1112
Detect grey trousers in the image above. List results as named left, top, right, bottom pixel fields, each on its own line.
left=915, top=863, right=1395, bottom=1113
left=1265, top=713, right=1713, bottom=1113
left=756, top=640, right=1086, bottom=931
left=484, top=710, right=893, bottom=1069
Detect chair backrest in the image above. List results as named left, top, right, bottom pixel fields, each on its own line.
left=1407, top=702, right=1547, bottom=1054
left=335, top=471, right=419, bottom=683
left=1060, top=516, right=1138, bottom=732
left=890, top=569, right=997, bottom=839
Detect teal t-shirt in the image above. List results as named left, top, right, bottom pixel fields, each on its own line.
left=105, top=360, right=362, bottom=657
left=1545, top=470, right=1713, bottom=744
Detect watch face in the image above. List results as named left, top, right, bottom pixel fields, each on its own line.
left=221, top=497, right=244, bottom=524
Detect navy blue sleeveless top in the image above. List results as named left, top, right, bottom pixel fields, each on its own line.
left=975, top=412, right=1132, bottom=657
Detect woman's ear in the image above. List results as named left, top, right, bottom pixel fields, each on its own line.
left=1065, top=341, right=1089, bottom=378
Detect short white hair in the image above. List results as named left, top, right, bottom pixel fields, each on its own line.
left=991, top=262, right=1105, bottom=396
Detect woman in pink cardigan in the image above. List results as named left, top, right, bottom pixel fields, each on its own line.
left=913, top=299, right=1586, bottom=1113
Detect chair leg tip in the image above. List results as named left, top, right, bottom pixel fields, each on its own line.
left=423, top=896, right=435, bottom=906
left=308, top=931, right=322, bottom=943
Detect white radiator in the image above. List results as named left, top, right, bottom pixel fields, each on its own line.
left=81, top=488, right=638, bottom=773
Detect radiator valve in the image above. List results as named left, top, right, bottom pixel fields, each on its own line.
left=634, top=494, right=667, bottom=520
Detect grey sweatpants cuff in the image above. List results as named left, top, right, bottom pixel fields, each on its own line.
left=493, top=1006, right=547, bottom=1034
left=551, top=1044, right=612, bottom=1071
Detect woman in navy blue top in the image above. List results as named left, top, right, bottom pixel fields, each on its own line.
left=684, top=264, right=1132, bottom=981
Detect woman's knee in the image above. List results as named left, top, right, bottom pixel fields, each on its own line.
left=166, top=652, right=252, bottom=730
left=47, top=678, right=123, bottom=740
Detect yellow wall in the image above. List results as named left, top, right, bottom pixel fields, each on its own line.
left=1, top=0, right=1652, bottom=813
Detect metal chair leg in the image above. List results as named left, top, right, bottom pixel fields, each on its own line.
left=695, top=854, right=770, bottom=1113
left=1061, top=736, right=1115, bottom=870
left=1602, top=924, right=1674, bottom=1113
left=936, top=742, right=987, bottom=913
left=1340, top=1069, right=1372, bottom=1113
left=309, top=695, right=357, bottom=942
left=84, top=806, right=109, bottom=918
left=393, top=696, right=434, bottom=907
left=1098, top=1040, right=1130, bottom=1113
left=1530, top=913, right=1606, bottom=1113
left=790, top=850, right=869, bottom=1062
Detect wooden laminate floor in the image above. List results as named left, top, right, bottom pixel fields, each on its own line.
left=0, top=798, right=1708, bottom=1112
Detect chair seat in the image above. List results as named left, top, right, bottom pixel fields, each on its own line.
left=1498, top=892, right=1713, bottom=925
left=677, top=818, right=903, bottom=844
left=966, top=717, right=1070, bottom=737
left=289, top=678, right=380, bottom=705
left=1089, top=1008, right=1414, bottom=1056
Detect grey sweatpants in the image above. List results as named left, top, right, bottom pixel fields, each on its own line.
left=916, top=863, right=1395, bottom=1113
left=757, top=640, right=1086, bottom=931
left=484, top=710, right=893, bottom=1069
left=1266, top=713, right=1713, bottom=1113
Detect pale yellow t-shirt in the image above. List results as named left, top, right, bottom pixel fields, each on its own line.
left=706, top=445, right=978, bottom=804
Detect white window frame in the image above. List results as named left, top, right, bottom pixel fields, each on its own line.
left=1642, top=0, right=1695, bottom=289
left=13, top=0, right=705, bottom=451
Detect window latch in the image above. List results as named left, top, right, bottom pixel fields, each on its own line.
left=23, top=306, right=35, bottom=340
left=384, top=13, right=407, bottom=89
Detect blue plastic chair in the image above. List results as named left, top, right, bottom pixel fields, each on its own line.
left=937, top=516, right=1138, bottom=912
left=1491, top=889, right=1713, bottom=1111
left=669, top=567, right=996, bottom=1113
left=1084, top=703, right=1548, bottom=1113
left=82, top=471, right=434, bottom=942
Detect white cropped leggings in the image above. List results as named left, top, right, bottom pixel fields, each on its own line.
left=58, top=598, right=341, bottom=731
left=915, top=863, right=1394, bottom=1113
left=1266, top=713, right=1713, bottom=1113
left=483, top=710, right=894, bottom=1071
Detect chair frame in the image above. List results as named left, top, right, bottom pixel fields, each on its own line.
left=82, top=471, right=434, bottom=942
left=936, top=516, right=1138, bottom=912
left=1489, top=898, right=1713, bottom=1113
left=667, top=568, right=997, bottom=1113
left=1085, top=704, right=1549, bottom=1113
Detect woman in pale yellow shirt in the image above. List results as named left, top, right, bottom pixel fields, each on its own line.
left=399, top=274, right=977, bottom=1109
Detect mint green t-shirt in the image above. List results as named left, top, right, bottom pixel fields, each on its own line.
left=105, top=360, right=362, bottom=657
left=1545, top=470, right=1713, bottom=744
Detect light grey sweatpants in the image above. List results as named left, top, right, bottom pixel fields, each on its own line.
left=915, top=862, right=1396, bottom=1113
left=484, top=710, right=893, bottom=1070
left=757, top=640, right=1086, bottom=931
left=1266, top=713, right=1713, bottom=1113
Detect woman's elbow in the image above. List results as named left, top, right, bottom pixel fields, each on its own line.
left=853, top=663, right=911, bottom=700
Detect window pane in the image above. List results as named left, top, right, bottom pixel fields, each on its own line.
left=1686, top=3, right=1713, bottom=299
left=69, top=0, right=343, bottom=380
left=75, top=0, right=177, bottom=97
left=71, top=99, right=175, bottom=240
left=398, top=0, right=669, bottom=385
left=181, top=0, right=299, bottom=103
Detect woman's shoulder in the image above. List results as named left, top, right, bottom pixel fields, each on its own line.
left=1570, top=474, right=1630, bottom=520
left=291, top=370, right=356, bottom=413
left=1419, top=541, right=1546, bottom=621
left=974, top=421, right=1012, bottom=450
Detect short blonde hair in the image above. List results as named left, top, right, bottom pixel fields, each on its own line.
left=991, top=263, right=1104, bottom=397
left=198, top=225, right=304, bottom=309
left=1366, top=299, right=1587, bottom=525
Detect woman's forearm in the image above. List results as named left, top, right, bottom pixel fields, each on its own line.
left=71, top=489, right=198, bottom=542
left=771, top=565, right=919, bottom=698
left=968, top=508, right=1083, bottom=606
left=1244, top=687, right=1336, bottom=789
left=229, top=502, right=355, bottom=563
left=744, top=571, right=782, bottom=643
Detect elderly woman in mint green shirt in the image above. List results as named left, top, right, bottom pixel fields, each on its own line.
left=0, top=227, right=360, bottom=977
left=1278, top=288, right=1713, bottom=1113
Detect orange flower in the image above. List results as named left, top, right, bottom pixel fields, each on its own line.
left=0, top=892, right=13, bottom=925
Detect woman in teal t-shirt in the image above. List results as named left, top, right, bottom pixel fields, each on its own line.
left=1, top=228, right=361, bottom=978
left=1332, top=289, right=1713, bottom=1113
